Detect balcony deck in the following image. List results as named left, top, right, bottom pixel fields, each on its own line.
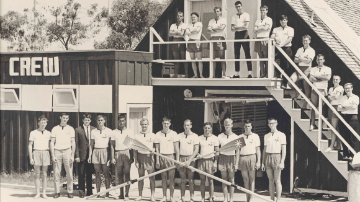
left=151, top=77, right=281, bottom=86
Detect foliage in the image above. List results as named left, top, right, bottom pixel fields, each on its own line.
left=0, top=11, right=26, bottom=41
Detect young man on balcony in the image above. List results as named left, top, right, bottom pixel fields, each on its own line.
left=271, top=15, right=294, bottom=88
left=208, top=7, right=227, bottom=78
left=231, top=1, right=253, bottom=78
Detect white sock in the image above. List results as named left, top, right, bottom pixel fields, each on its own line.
left=248, top=71, right=252, bottom=75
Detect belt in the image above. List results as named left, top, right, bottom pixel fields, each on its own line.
left=115, top=149, right=129, bottom=152
left=266, top=153, right=281, bottom=154
left=34, top=150, right=49, bottom=151
left=240, top=154, right=255, bottom=156
left=55, top=148, right=70, bottom=151
left=94, top=148, right=108, bottom=149
left=180, top=155, right=192, bottom=157
left=235, top=30, right=248, bottom=32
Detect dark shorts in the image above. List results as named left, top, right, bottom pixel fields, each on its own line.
left=187, top=39, right=202, bottom=52
left=197, top=158, right=216, bottom=174
left=33, top=150, right=51, bottom=166
left=178, top=155, right=196, bottom=173
left=265, top=153, right=281, bottom=170
left=254, top=38, right=268, bottom=54
left=137, top=153, right=154, bottom=171
left=159, top=154, right=175, bottom=169
left=210, top=36, right=227, bottom=51
left=171, top=37, right=186, bottom=52
left=239, top=154, right=256, bottom=171
left=218, top=154, right=235, bottom=172
left=115, top=150, right=131, bottom=169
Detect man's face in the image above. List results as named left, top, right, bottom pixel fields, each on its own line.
left=38, top=119, right=48, bottom=128
left=214, top=8, right=222, bottom=17
left=191, top=14, right=197, bottom=23
left=260, top=8, right=268, bottom=16
left=244, top=123, right=252, bottom=133
left=204, top=125, right=212, bottom=135
left=224, top=121, right=233, bottom=132
left=184, top=121, right=192, bottom=131
left=268, top=120, right=278, bottom=131
left=345, top=85, right=353, bottom=94
left=177, top=13, right=184, bottom=22
left=140, top=120, right=149, bottom=131
left=235, top=4, right=243, bottom=13
left=280, top=19, right=288, bottom=27
left=332, top=76, right=340, bottom=85
left=316, top=56, right=325, bottom=66
left=162, top=120, right=171, bottom=130
left=60, top=115, right=69, bottom=125
left=302, top=37, right=310, bottom=47
left=97, top=117, right=105, bottom=127
left=83, top=118, right=91, bottom=127
left=118, top=118, right=126, bottom=128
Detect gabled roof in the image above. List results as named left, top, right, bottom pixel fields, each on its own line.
left=284, top=0, right=360, bottom=79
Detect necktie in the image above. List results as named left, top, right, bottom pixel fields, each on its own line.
left=87, top=127, right=90, bottom=145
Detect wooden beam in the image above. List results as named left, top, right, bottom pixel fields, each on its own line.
left=112, top=61, right=119, bottom=130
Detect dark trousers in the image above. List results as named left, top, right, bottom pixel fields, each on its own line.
left=234, top=31, right=252, bottom=71
left=78, top=160, right=93, bottom=195
left=275, top=46, right=293, bottom=86
left=339, top=114, right=360, bottom=157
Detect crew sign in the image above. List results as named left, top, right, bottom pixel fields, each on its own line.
left=9, top=57, right=60, bottom=76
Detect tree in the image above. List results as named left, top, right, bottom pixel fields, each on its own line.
left=0, top=11, right=26, bottom=41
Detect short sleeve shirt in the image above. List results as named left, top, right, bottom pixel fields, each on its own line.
left=272, top=26, right=294, bottom=47
left=51, top=125, right=75, bottom=150
left=338, top=94, right=359, bottom=114
left=218, top=133, right=239, bottom=156
left=328, top=86, right=344, bottom=105
left=188, top=22, right=203, bottom=40
left=231, top=12, right=250, bottom=31
left=154, top=130, right=179, bottom=155
left=170, top=22, right=188, bottom=39
left=238, top=133, right=260, bottom=155
left=134, top=131, right=156, bottom=154
left=264, top=131, right=287, bottom=153
left=208, top=17, right=227, bottom=37
left=91, top=128, right=112, bottom=149
left=295, top=47, right=316, bottom=67
left=178, top=132, right=199, bottom=156
left=29, top=130, right=51, bottom=150
left=111, top=128, right=135, bottom=150
left=310, top=66, right=332, bottom=89
left=199, top=135, right=219, bottom=159
left=255, top=16, right=273, bottom=38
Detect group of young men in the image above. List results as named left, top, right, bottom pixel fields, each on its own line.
left=29, top=113, right=287, bottom=202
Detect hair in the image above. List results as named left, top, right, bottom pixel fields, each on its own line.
left=140, top=117, right=149, bottom=124
left=333, top=75, right=341, bottom=80
left=97, top=115, right=107, bottom=123
left=203, top=122, right=213, bottom=128
left=344, top=83, right=353, bottom=88
left=190, top=12, right=199, bottom=18
left=260, top=5, right=268, bottom=10
left=163, top=116, right=171, bottom=123
left=302, top=35, right=311, bottom=41
left=280, top=15, right=288, bottom=21
left=60, top=112, right=69, bottom=118
left=118, top=114, right=126, bottom=120
left=268, top=117, right=278, bottom=122
left=317, top=53, right=324, bottom=59
left=214, top=7, right=222, bottom=12
left=224, top=118, right=233, bottom=125
left=37, top=115, right=48, bottom=123
left=184, top=119, right=192, bottom=125
left=177, top=11, right=184, bottom=15
left=82, top=113, right=91, bottom=120
left=235, top=1, right=242, bottom=6
left=244, top=119, right=252, bottom=125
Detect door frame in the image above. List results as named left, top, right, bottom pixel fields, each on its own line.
left=126, top=103, right=153, bottom=133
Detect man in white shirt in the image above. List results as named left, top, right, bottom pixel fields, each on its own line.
left=309, top=54, right=331, bottom=130
left=154, top=117, right=180, bottom=202
left=208, top=7, right=227, bottom=78
left=231, top=1, right=252, bottom=78
left=254, top=5, right=272, bottom=78
left=238, top=120, right=261, bottom=202
left=50, top=113, right=76, bottom=199
left=271, top=15, right=294, bottom=88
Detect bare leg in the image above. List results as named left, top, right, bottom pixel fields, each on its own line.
left=209, top=178, right=214, bottom=201
left=116, top=165, right=125, bottom=198
left=102, top=164, right=110, bottom=197
left=266, top=168, right=275, bottom=201
left=42, top=166, right=48, bottom=198
left=248, top=170, right=256, bottom=202
left=187, top=169, right=195, bottom=201
left=94, top=164, right=102, bottom=193
left=221, top=171, right=228, bottom=202
left=169, top=169, right=176, bottom=200
left=161, top=171, right=168, bottom=201
left=180, top=51, right=188, bottom=77
left=200, top=174, right=206, bottom=201
left=228, top=171, right=235, bottom=202
left=148, top=169, right=156, bottom=202
left=34, top=165, right=41, bottom=198
left=173, top=51, right=180, bottom=78
left=137, top=166, right=145, bottom=199
left=274, top=169, right=283, bottom=201
left=190, top=52, right=198, bottom=78
left=241, top=171, right=250, bottom=202
left=179, top=169, right=187, bottom=201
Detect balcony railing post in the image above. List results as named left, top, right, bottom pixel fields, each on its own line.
left=209, top=41, right=214, bottom=78
left=268, top=39, right=274, bottom=79
left=318, top=97, right=323, bottom=151
left=149, top=28, right=154, bottom=53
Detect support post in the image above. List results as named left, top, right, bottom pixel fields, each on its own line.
left=267, top=39, right=274, bottom=78
left=209, top=41, right=214, bottom=78
left=290, top=117, right=294, bottom=193
left=318, top=97, right=323, bottom=151
left=149, top=28, right=153, bottom=53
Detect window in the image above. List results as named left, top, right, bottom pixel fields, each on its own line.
left=0, top=84, right=21, bottom=110
left=52, top=85, right=79, bottom=112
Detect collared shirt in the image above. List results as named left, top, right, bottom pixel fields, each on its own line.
left=272, top=26, right=294, bottom=47
left=51, top=125, right=75, bottom=150
left=188, top=22, right=203, bottom=40
left=231, top=12, right=250, bottom=31
left=199, top=134, right=219, bottom=159
left=154, top=130, right=179, bottom=155
left=91, top=127, right=112, bottom=149
left=255, top=16, right=273, bottom=38
left=264, top=131, right=287, bottom=153
left=29, top=129, right=51, bottom=150
left=310, top=66, right=331, bottom=90
left=170, top=22, right=188, bottom=39
left=338, top=94, right=359, bottom=114
left=238, top=133, right=260, bottom=155
left=111, top=128, right=135, bottom=150
left=178, top=132, right=199, bottom=156
left=328, top=86, right=344, bottom=105
left=218, top=133, right=239, bottom=156
left=134, top=131, right=156, bottom=154
left=208, top=17, right=227, bottom=37
left=295, top=47, right=316, bottom=67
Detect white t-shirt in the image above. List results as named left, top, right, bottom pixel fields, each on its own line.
left=178, top=132, right=199, bottom=156
left=188, top=22, right=203, bottom=40
left=328, top=86, right=344, bottom=105
left=310, top=66, right=332, bottom=90
left=91, top=128, right=112, bottom=149
left=51, top=125, right=75, bottom=150
left=29, top=130, right=51, bottom=150
left=264, top=131, right=287, bottom=153
left=208, top=17, right=227, bottom=37
left=255, top=16, right=273, bottom=38
left=218, top=133, right=239, bottom=156
left=231, top=12, right=250, bottom=31
left=134, top=131, right=156, bottom=154
left=199, top=135, right=219, bottom=159
left=338, top=94, right=359, bottom=114
left=295, top=47, right=316, bottom=67
left=272, top=26, right=294, bottom=47
left=154, top=130, right=179, bottom=155
left=238, top=133, right=260, bottom=155
left=170, top=22, right=188, bottom=39
left=111, top=128, right=134, bottom=151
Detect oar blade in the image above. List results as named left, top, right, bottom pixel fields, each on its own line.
left=219, top=137, right=246, bottom=153
left=123, top=136, right=152, bottom=153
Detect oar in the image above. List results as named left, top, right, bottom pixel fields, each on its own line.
left=124, top=136, right=273, bottom=202
left=86, top=135, right=245, bottom=199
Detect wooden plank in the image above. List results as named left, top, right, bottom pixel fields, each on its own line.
left=95, top=60, right=99, bottom=84
left=16, top=111, right=21, bottom=172
left=98, top=60, right=105, bottom=85
left=1, top=111, right=7, bottom=172
left=89, top=60, right=97, bottom=85
left=127, top=62, right=135, bottom=85
left=148, top=63, right=152, bottom=86
left=118, top=61, right=127, bottom=85
left=112, top=60, right=119, bottom=131
left=135, top=62, right=142, bottom=85
left=141, top=63, right=149, bottom=85
left=0, top=62, right=6, bottom=84
left=107, top=60, right=114, bottom=85
left=79, top=61, right=86, bottom=85
left=23, top=111, right=30, bottom=171
left=9, top=112, right=14, bottom=174
left=85, top=60, right=90, bottom=85
left=63, top=60, right=71, bottom=84
left=54, top=60, right=63, bottom=84
left=71, top=60, right=80, bottom=85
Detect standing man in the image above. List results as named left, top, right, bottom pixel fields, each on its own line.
left=111, top=115, right=134, bottom=200
left=178, top=119, right=199, bottom=202
left=134, top=118, right=156, bottom=202
left=75, top=113, right=95, bottom=198
left=271, top=15, right=294, bottom=89
left=50, top=113, right=76, bottom=199
left=261, top=118, right=287, bottom=202
left=218, top=118, right=239, bottom=202
left=309, top=54, right=332, bottom=130
left=154, top=117, right=180, bottom=202
left=231, top=1, right=253, bottom=78
left=208, top=7, right=227, bottom=78
left=238, top=120, right=261, bottom=202
left=254, top=5, right=273, bottom=78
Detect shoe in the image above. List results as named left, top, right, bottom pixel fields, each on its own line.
left=135, top=196, right=143, bottom=201
left=86, top=193, right=93, bottom=196
left=324, top=147, right=332, bottom=152
left=33, top=194, right=40, bottom=199
left=119, top=195, right=125, bottom=199
left=79, top=190, right=84, bottom=198
left=68, top=193, right=73, bottom=198
left=247, top=74, right=252, bottom=78
left=53, top=193, right=60, bottom=198
left=232, top=75, right=240, bottom=78
left=309, top=125, right=314, bottom=131
left=124, top=196, right=130, bottom=201
left=160, top=197, right=167, bottom=202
